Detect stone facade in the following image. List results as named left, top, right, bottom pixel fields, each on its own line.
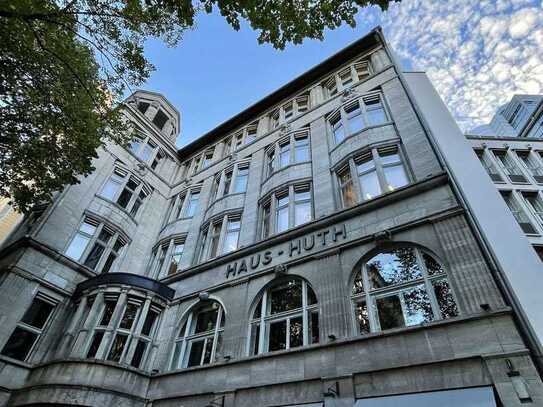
left=0, top=28, right=542, bottom=407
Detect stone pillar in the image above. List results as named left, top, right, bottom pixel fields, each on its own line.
left=239, top=148, right=265, bottom=247
left=221, top=280, right=250, bottom=360
left=310, top=84, right=324, bottom=107
left=71, top=292, right=104, bottom=357
left=57, top=296, right=87, bottom=357
left=310, top=117, right=336, bottom=219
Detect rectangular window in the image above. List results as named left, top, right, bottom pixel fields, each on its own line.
left=354, top=60, right=371, bottom=81
left=107, top=333, right=128, bottom=362
left=140, top=142, right=155, bottom=162
left=222, top=218, right=241, bottom=254
left=294, top=135, right=310, bottom=162
left=363, top=95, right=387, bottom=126
left=137, top=102, right=150, bottom=114
left=476, top=150, right=504, bottom=182
left=152, top=110, right=169, bottom=130
left=83, top=228, right=112, bottom=270
left=100, top=168, right=126, bottom=201
left=270, top=110, right=280, bottom=129
left=262, top=202, right=271, bottom=239
left=338, top=167, right=356, bottom=208
left=223, top=137, right=232, bottom=156
left=168, top=240, right=185, bottom=276
left=184, top=191, right=200, bottom=217
left=279, top=142, right=290, bottom=168
left=245, top=125, right=257, bottom=144
left=294, top=186, right=311, bottom=227
left=523, top=192, right=543, bottom=224
left=1, top=296, right=56, bottom=361
left=325, top=76, right=338, bottom=97
left=517, top=151, right=543, bottom=183
left=330, top=114, right=344, bottom=144
left=267, top=148, right=276, bottom=177
left=128, top=137, right=142, bottom=155
left=192, top=156, right=202, bottom=175
left=296, top=95, right=309, bottom=113
left=501, top=192, right=537, bottom=234
left=346, top=102, right=364, bottom=134
left=117, top=177, right=140, bottom=209
left=208, top=222, right=222, bottom=259
left=233, top=165, right=249, bottom=193
left=379, top=148, right=408, bottom=192
left=494, top=150, right=527, bottom=183
left=283, top=102, right=294, bottom=120
left=65, top=218, right=98, bottom=261
left=339, top=67, right=353, bottom=87
left=234, top=131, right=244, bottom=148
left=151, top=150, right=163, bottom=170
left=276, top=193, right=290, bottom=233
left=154, top=243, right=168, bottom=276
left=357, top=154, right=381, bottom=200
left=223, top=171, right=232, bottom=196
left=202, top=150, right=214, bottom=168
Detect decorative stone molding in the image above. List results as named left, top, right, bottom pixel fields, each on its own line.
left=135, top=163, right=147, bottom=177
left=274, top=264, right=288, bottom=276
left=374, top=229, right=392, bottom=246
left=341, top=87, right=361, bottom=102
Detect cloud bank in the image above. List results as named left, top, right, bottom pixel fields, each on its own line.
left=363, top=0, right=543, bottom=132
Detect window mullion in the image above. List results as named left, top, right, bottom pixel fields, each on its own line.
left=259, top=291, right=267, bottom=354
left=82, top=223, right=102, bottom=262
left=349, top=159, right=363, bottom=203
left=372, top=149, right=388, bottom=193
left=210, top=307, right=222, bottom=362
left=288, top=186, right=295, bottom=229
left=286, top=317, right=291, bottom=350
left=302, top=281, right=308, bottom=346
left=416, top=249, right=441, bottom=320
left=179, top=313, right=192, bottom=368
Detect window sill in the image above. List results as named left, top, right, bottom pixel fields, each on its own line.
left=94, top=195, right=139, bottom=226
left=262, top=161, right=312, bottom=184
left=329, top=121, right=395, bottom=155
left=0, top=354, right=33, bottom=369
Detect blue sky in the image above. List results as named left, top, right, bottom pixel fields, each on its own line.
left=139, top=0, right=543, bottom=147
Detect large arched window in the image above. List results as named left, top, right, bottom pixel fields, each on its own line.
left=171, top=301, right=225, bottom=369
left=248, top=278, right=319, bottom=355
left=351, top=246, right=458, bottom=335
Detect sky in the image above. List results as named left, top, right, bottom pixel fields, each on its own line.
left=139, top=0, right=543, bottom=148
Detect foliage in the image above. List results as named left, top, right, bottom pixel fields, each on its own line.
left=0, top=0, right=397, bottom=212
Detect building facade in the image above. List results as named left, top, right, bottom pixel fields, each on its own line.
left=0, top=28, right=542, bottom=407
left=472, top=95, right=543, bottom=138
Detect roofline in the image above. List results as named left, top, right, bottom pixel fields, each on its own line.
left=176, top=26, right=384, bottom=159
left=131, top=89, right=181, bottom=123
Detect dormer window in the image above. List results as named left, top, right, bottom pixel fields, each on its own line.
left=152, top=109, right=169, bottom=130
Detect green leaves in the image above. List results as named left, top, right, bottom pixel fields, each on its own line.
left=0, top=0, right=397, bottom=212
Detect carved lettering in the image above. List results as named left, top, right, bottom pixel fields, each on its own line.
left=303, top=235, right=315, bottom=251
left=262, top=251, right=273, bottom=265
left=250, top=254, right=261, bottom=269
left=332, top=224, right=347, bottom=242
left=238, top=259, right=248, bottom=274
left=226, top=263, right=237, bottom=279
left=289, top=239, right=301, bottom=257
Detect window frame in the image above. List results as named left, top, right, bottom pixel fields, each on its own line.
left=149, top=236, right=187, bottom=278
left=323, top=58, right=373, bottom=99
left=259, top=183, right=313, bottom=239
left=65, top=215, right=128, bottom=273
left=171, top=301, right=225, bottom=369
left=198, top=213, right=243, bottom=262
left=248, top=278, right=319, bottom=356
left=1, top=293, right=57, bottom=362
left=265, top=130, right=311, bottom=178
left=99, top=166, right=151, bottom=218
left=350, top=246, right=459, bottom=335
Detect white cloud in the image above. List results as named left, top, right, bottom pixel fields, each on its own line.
left=366, top=0, right=543, bottom=131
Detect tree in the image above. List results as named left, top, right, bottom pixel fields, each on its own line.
left=0, top=0, right=398, bottom=212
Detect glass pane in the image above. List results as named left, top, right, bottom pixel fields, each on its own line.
left=194, top=306, right=219, bottom=333
left=234, top=168, right=249, bottom=193
left=355, top=302, right=370, bottom=334
left=251, top=323, right=260, bottom=355
left=309, top=311, right=320, bottom=344
left=294, top=202, right=311, bottom=226
left=357, top=158, right=375, bottom=173
left=380, top=152, right=401, bottom=165
left=117, top=188, right=132, bottom=208
left=295, top=189, right=310, bottom=201
left=268, top=319, right=287, bottom=351
left=80, top=221, right=97, bottom=235
left=140, top=143, right=154, bottom=162
left=86, top=331, right=104, bottom=358
left=187, top=339, right=205, bottom=367
left=307, top=286, right=318, bottom=305
left=1, top=327, right=38, bottom=361
left=359, top=171, right=381, bottom=200
left=130, top=340, right=147, bottom=368
left=383, top=164, right=408, bottom=192
left=349, top=113, right=365, bottom=134
left=141, top=310, right=159, bottom=336
left=352, top=271, right=364, bottom=295
left=253, top=298, right=263, bottom=319
left=65, top=234, right=90, bottom=260
left=222, top=231, right=239, bottom=254
left=119, top=303, right=139, bottom=330
left=269, top=280, right=303, bottom=314
left=130, top=199, right=143, bottom=217
left=402, top=285, right=433, bottom=326
left=342, top=181, right=356, bottom=207
left=289, top=316, right=303, bottom=348
left=202, top=337, right=214, bottom=365
left=21, top=298, right=54, bottom=329
left=101, top=179, right=121, bottom=200
left=423, top=253, right=443, bottom=276
left=280, top=145, right=290, bottom=167
left=433, top=279, right=459, bottom=319
left=376, top=294, right=405, bottom=330
left=99, top=300, right=117, bottom=326
left=129, top=138, right=142, bottom=153
left=83, top=243, right=105, bottom=270
left=107, top=334, right=128, bottom=362
left=367, top=248, right=422, bottom=289
left=98, top=229, right=112, bottom=243
left=172, top=341, right=182, bottom=369
left=333, top=123, right=345, bottom=144
left=277, top=206, right=289, bottom=233
left=101, top=253, right=116, bottom=274
left=223, top=173, right=232, bottom=196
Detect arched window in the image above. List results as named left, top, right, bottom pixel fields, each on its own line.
left=351, top=246, right=458, bottom=335
left=171, top=301, right=225, bottom=369
left=249, top=278, right=319, bottom=355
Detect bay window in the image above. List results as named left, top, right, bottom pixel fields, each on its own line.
left=265, top=130, right=311, bottom=177
left=209, top=161, right=251, bottom=204
left=1, top=294, right=56, bottom=361
left=328, top=93, right=388, bottom=145
left=128, top=135, right=164, bottom=169
left=493, top=150, right=527, bottom=183
left=351, top=246, right=458, bottom=335
left=260, top=183, right=312, bottom=238
left=249, top=278, right=318, bottom=355
left=323, top=58, right=373, bottom=100
left=199, top=214, right=243, bottom=261
left=335, top=145, right=409, bottom=207
left=99, top=166, right=151, bottom=217
left=516, top=150, right=543, bottom=183
left=184, top=190, right=200, bottom=217
left=233, top=164, right=249, bottom=193
left=84, top=294, right=162, bottom=370
left=65, top=216, right=128, bottom=273
left=149, top=236, right=186, bottom=278
left=171, top=301, right=225, bottom=369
